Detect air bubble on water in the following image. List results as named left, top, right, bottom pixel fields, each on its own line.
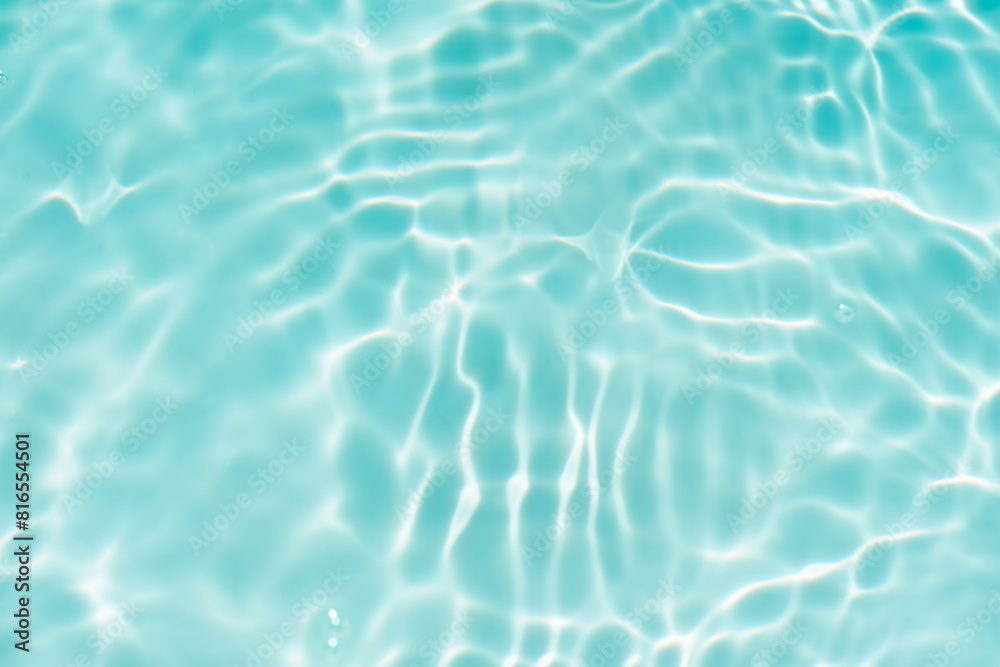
left=329, top=609, right=340, bottom=625
left=328, top=638, right=338, bottom=648
left=835, top=304, right=854, bottom=323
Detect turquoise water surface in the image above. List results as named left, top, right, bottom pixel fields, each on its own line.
left=2, top=0, right=1000, bottom=666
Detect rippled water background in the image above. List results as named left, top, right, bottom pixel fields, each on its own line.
left=2, top=0, right=1000, bottom=665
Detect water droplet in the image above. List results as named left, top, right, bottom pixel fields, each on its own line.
left=328, top=638, right=338, bottom=648
left=0, top=72, right=8, bottom=88
left=329, top=609, right=340, bottom=625
left=835, top=304, right=854, bottom=323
